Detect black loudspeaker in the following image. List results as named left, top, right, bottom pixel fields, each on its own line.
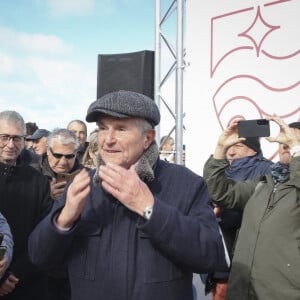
left=96, top=50, right=154, bottom=99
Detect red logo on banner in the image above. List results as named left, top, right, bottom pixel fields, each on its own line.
left=210, top=0, right=299, bottom=158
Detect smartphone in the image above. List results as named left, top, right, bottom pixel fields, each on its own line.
left=237, top=119, right=270, bottom=138
left=56, top=169, right=81, bottom=184
left=0, top=246, right=6, bottom=260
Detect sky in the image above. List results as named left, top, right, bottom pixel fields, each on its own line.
left=0, top=0, right=166, bottom=134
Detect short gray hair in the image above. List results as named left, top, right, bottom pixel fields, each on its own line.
left=136, top=119, right=153, bottom=134
left=48, top=128, right=80, bottom=149
left=0, top=110, right=26, bottom=135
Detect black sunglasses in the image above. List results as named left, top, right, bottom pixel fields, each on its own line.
left=49, top=147, right=76, bottom=160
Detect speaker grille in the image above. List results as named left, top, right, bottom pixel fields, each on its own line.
left=97, top=50, right=154, bottom=99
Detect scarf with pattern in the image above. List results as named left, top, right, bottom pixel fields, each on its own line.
left=271, top=161, right=290, bottom=186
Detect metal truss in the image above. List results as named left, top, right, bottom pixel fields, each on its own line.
left=155, top=0, right=186, bottom=164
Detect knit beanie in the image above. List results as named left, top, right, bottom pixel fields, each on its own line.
left=86, top=90, right=160, bottom=127
left=289, top=121, right=300, bottom=130
left=242, top=137, right=261, bottom=153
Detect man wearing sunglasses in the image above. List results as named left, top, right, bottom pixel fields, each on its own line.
left=37, top=128, right=83, bottom=201
left=36, top=128, right=83, bottom=300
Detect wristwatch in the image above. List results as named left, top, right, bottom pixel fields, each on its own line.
left=143, top=205, right=153, bottom=220
left=290, top=145, right=300, bottom=157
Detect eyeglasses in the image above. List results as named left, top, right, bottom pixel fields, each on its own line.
left=49, top=147, right=76, bottom=160
left=0, top=134, right=25, bottom=145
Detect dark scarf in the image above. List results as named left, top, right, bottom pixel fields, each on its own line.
left=225, top=152, right=271, bottom=181
left=93, top=141, right=159, bottom=188
left=271, top=161, right=290, bottom=186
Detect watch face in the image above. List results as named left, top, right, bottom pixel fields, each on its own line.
left=143, top=206, right=153, bottom=220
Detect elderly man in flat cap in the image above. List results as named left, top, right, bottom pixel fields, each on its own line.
left=28, top=90, right=227, bottom=300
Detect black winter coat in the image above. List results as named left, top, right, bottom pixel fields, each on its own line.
left=29, top=159, right=227, bottom=300
left=0, top=162, right=53, bottom=300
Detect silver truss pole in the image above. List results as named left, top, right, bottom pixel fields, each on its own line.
left=154, top=0, right=161, bottom=142
left=155, top=0, right=185, bottom=165
left=175, top=0, right=184, bottom=164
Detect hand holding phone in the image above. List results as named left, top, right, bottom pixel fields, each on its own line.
left=56, top=169, right=81, bottom=184
left=51, top=170, right=81, bottom=200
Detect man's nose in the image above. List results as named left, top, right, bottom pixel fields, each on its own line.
left=105, top=131, right=116, bottom=142
left=227, top=148, right=235, bottom=155
left=6, top=139, right=15, bottom=147
left=282, top=144, right=289, bottom=150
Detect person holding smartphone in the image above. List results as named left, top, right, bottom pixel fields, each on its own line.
left=37, top=128, right=84, bottom=201
left=200, top=119, right=273, bottom=300
left=203, top=116, right=300, bottom=300
left=35, top=128, right=84, bottom=300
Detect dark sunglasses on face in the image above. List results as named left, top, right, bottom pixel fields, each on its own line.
left=49, top=147, right=76, bottom=160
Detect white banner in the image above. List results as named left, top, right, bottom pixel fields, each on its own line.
left=184, top=0, right=300, bottom=174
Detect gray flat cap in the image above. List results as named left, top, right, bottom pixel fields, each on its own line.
left=86, top=90, right=160, bottom=126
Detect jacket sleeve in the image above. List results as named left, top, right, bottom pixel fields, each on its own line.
left=289, top=156, right=300, bottom=203
left=0, top=212, right=13, bottom=268
left=137, top=172, right=228, bottom=275
left=28, top=199, right=77, bottom=271
left=10, top=175, right=53, bottom=285
left=203, top=155, right=259, bottom=210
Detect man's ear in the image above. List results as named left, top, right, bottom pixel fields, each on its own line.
left=144, top=129, right=156, bottom=149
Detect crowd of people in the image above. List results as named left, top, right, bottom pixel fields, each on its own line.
left=0, top=90, right=299, bottom=300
